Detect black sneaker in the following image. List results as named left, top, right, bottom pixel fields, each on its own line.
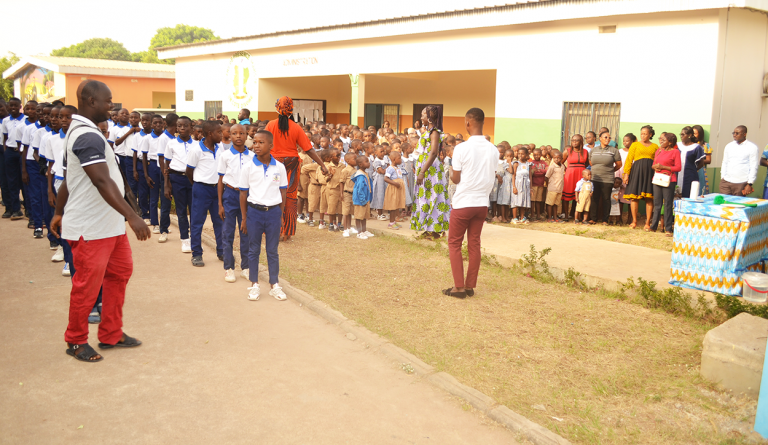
left=10, top=211, right=24, bottom=220
left=28, top=220, right=35, bottom=229
left=191, top=256, right=205, bottom=267
left=33, top=228, right=43, bottom=238
left=217, top=254, right=224, bottom=261
left=24, top=209, right=29, bottom=218
left=2, top=210, right=11, bottom=218
left=49, top=240, right=58, bottom=250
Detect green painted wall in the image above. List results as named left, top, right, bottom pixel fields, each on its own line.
left=494, top=117, right=561, bottom=146
left=181, top=111, right=205, bottom=120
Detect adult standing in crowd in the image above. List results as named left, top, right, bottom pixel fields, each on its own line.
left=51, top=80, right=151, bottom=363
left=693, top=125, right=712, bottom=195
left=561, top=134, right=589, bottom=219
left=412, top=105, right=451, bottom=239
left=238, top=108, right=251, bottom=126
left=720, top=125, right=759, bottom=196
left=445, top=108, right=497, bottom=299
left=650, top=132, right=681, bottom=236
left=623, top=125, right=658, bottom=230
left=676, top=126, right=706, bottom=198
left=588, top=130, right=622, bottom=224
left=265, top=96, right=328, bottom=242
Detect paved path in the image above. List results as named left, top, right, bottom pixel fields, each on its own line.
left=364, top=217, right=673, bottom=289
left=0, top=220, right=517, bottom=444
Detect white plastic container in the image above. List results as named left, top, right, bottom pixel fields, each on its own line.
left=742, top=272, right=768, bottom=303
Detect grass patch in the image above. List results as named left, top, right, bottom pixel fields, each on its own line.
left=265, top=226, right=757, bottom=444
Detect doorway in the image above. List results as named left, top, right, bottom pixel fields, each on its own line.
left=364, top=104, right=400, bottom=132
left=293, top=99, right=326, bottom=125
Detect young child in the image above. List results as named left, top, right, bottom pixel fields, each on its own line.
left=163, top=116, right=195, bottom=252
left=339, top=152, right=358, bottom=237
left=489, top=148, right=503, bottom=221
left=132, top=112, right=153, bottom=222
left=239, top=130, right=288, bottom=302
left=530, top=148, right=548, bottom=220
left=545, top=151, right=566, bottom=222
left=325, top=148, right=344, bottom=231
left=497, top=149, right=514, bottom=222
left=297, top=145, right=314, bottom=224
left=382, top=151, right=406, bottom=229
left=574, top=169, right=593, bottom=224
left=511, top=148, right=531, bottom=224
left=308, top=150, right=331, bottom=229
left=617, top=133, right=635, bottom=224
left=609, top=176, right=622, bottom=225
left=220, top=122, right=232, bottom=150
left=193, top=124, right=203, bottom=141
left=371, top=146, right=387, bottom=219
left=185, top=120, right=224, bottom=267
left=352, top=155, right=374, bottom=239
left=141, top=114, right=172, bottom=237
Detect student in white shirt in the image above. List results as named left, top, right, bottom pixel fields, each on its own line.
left=217, top=123, right=253, bottom=283
left=239, top=130, right=288, bottom=301
left=445, top=108, right=498, bottom=299
left=141, top=114, right=173, bottom=236
left=17, top=101, right=40, bottom=227
left=186, top=120, right=224, bottom=267
left=163, top=116, right=195, bottom=252
left=1, top=97, right=26, bottom=219
left=107, top=108, right=132, bottom=179
left=46, top=105, right=77, bottom=274
left=133, top=112, right=153, bottom=221
left=114, top=111, right=141, bottom=200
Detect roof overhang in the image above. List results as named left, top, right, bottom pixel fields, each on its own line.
left=3, top=56, right=175, bottom=80
left=157, top=0, right=768, bottom=60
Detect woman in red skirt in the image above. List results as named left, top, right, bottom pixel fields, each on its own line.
left=561, top=134, right=590, bottom=219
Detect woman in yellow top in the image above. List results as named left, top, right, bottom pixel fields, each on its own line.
left=622, top=125, right=659, bottom=230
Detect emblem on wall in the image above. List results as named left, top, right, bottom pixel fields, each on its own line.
left=226, top=51, right=255, bottom=109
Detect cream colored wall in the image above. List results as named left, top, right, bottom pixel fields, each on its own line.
left=257, top=75, right=351, bottom=114
left=709, top=7, right=768, bottom=167
left=152, top=92, right=176, bottom=109
left=53, top=72, right=66, bottom=101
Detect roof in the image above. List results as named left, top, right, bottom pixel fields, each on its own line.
left=157, top=0, right=768, bottom=59
left=3, top=56, right=175, bottom=80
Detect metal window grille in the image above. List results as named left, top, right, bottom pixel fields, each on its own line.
left=560, top=102, right=621, bottom=150
left=382, top=104, right=400, bottom=133
left=204, top=101, right=222, bottom=120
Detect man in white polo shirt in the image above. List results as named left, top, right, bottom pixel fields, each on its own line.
left=51, top=80, right=150, bottom=363
left=720, top=125, right=760, bottom=196
left=444, top=108, right=498, bottom=299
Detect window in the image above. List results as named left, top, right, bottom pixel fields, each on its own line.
left=561, top=102, right=621, bottom=150
left=112, top=103, right=122, bottom=111
left=204, top=101, right=222, bottom=120
left=292, top=99, right=326, bottom=125
left=365, top=104, right=400, bottom=132
left=185, top=90, right=193, bottom=101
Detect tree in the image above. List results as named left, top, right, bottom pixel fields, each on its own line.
left=148, top=24, right=220, bottom=64
left=51, top=38, right=132, bottom=61
left=0, top=52, right=20, bottom=101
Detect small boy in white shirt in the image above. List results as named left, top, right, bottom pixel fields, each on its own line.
left=574, top=169, right=593, bottom=224
left=163, top=116, right=195, bottom=252
left=186, top=120, right=224, bottom=267
left=239, top=130, right=288, bottom=302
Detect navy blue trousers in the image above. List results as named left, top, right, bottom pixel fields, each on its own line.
left=246, top=205, right=281, bottom=285
left=169, top=174, right=192, bottom=240
left=222, top=187, right=249, bottom=270
left=4, top=149, right=21, bottom=212
left=0, top=147, right=8, bottom=208
left=148, top=162, right=170, bottom=232
left=134, top=161, right=150, bottom=219
left=190, top=182, right=223, bottom=258
left=25, top=160, right=46, bottom=229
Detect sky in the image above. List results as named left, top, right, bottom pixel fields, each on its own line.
left=0, top=0, right=506, bottom=58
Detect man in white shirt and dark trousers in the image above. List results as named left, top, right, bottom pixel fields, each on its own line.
left=239, top=130, right=288, bottom=301
left=186, top=121, right=224, bottom=267
left=719, top=125, right=760, bottom=196
left=444, top=108, right=498, bottom=299
left=51, top=80, right=150, bottom=363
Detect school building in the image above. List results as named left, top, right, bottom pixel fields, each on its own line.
left=158, top=0, right=768, bottom=191
left=2, top=56, right=176, bottom=112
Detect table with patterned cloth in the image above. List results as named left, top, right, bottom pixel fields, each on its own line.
left=669, top=194, right=768, bottom=296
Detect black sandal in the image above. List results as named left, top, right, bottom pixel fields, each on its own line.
left=465, top=289, right=475, bottom=297
left=442, top=288, right=467, bottom=299
left=98, top=333, right=142, bottom=349
left=66, top=343, right=103, bottom=363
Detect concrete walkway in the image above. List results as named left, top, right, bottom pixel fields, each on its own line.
left=0, top=220, right=518, bottom=444
left=364, top=217, right=673, bottom=290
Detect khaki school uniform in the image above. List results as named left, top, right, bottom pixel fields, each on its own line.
left=307, top=165, right=322, bottom=213
left=340, top=165, right=356, bottom=216
left=318, top=162, right=331, bottom=214
left=326, top=162, right=344, bottom=215
left=298, top=152, right=313, bottom=200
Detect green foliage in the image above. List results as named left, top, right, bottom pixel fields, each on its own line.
left=148, top=25, right=220, bottom=64
left=0, top=52, right=20, bottom=101
left=48, top=25, right=219, bottom=65
left=51, top=38, right=133, bottom=61
left=564, top=267, right=582, bottom=289
left=519, top=244, right=553, bottom=281
left=715, top=293, right=768, bottom=319
left=621, top=278, right=722, bottom=323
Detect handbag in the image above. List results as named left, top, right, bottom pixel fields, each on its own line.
left=652, top=171, right=670, bottom=187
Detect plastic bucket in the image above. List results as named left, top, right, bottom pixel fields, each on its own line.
left=742, top=272, right=768, bottom=303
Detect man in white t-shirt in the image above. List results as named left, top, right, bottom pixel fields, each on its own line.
left=51, top=80, right=151, bottom=363
left=445, top=108, right=498, bottom=299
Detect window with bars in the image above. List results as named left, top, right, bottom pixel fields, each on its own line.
left=560, top=102, right=621, bottom=150
left=204, top=101, right=222, bottom=120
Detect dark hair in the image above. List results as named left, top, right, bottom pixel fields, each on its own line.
left=277, top=114, right=291, bottom=136
left=662, top=132, right=678, bottom=146
left=8, top=97, right=21, bottom=104
left=465, top=107, right=484, bottom=124
left=80, top=80, right=109, bottom=103
left=240, top=108, right=250, bottom=118
left=641, top=125, right=655, bottom=140
left=26, top=100, right=38, bottom=106
left=51, top=100, right=65, bottom=107
left=202, top=120, right=220, bottom=136
left=599, top=130, right=610, bottom=137
left=587, top=131, right=597, bottom=138
left=692, top=125, right=707, bottom=144
left=624, top=133, right=637, bottom=143
left=152, top=114, right=163, bottom=121
left=255, top=129, right=273, bottom=144
left=736, top=125, right=748, bottom=133
left=129, top=110, right=140, bottom=116
left=178, top=116, right=192, bottom=124
left=63, top=105, right=78, bottom=114
left=165, top=112, right=179, bottom=127
left=424, top=105, right=443, bottom=131
left=681, top=126, right=695, bottom=143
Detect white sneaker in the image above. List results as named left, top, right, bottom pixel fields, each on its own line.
left=318, top=221, right=327, bottom=230
left=297, top=215, right=307, bottom=224
left=247, top=285, right=260, bottom=301
left=144, top=219, right=151, bottom=225
left=363, top=231, right=375, bottom=237
left=342, top=229, right=350, bottom=237
left=377, top=214, right=387, bottom=220
left=356, top=233, right=368, bottom=240
left=181, top=238, right=192, bottom=253
left=240, top=269, right=249, bottom=280
left=62, top=263, right=71, bottom=277
left=349, top=227, right=358, bottom=234
left=152, top=226, right=160, bottom=234
left=269, top=284, right=287, bottom=301
left=158, top=233, right=168, bottom=243
left=167, top=227, right=172, bottom=233
left=51, top=246, right=64, bottom=262
left=224, top=269, right=236, bottom=283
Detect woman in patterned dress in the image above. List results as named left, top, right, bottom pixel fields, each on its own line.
left=411, top=105, right=451, bottom=239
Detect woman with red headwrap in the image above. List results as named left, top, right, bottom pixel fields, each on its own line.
left=266, top=96, right=328, bottom=241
